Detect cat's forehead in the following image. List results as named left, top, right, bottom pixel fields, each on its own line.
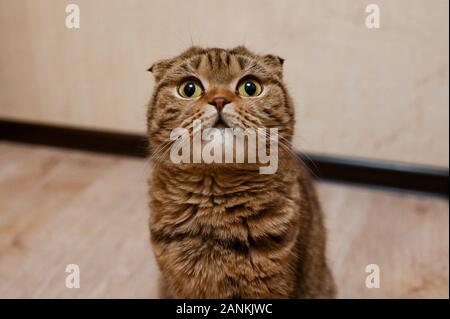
left=182, top=49, right=256, bottom=83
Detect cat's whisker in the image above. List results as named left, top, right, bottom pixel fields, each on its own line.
left=148, top=139, right=177, bottom=166
left=257, top=129, right=317, bottom=178
left=149, top=140, right=172, bottom=160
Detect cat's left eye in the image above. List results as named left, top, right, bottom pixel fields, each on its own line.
left=178, top=80, right=203, bottom=99
left=237, top=79, right=262, bottom=97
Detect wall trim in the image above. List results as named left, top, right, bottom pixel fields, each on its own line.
left=1, top=119, right=448, bottom=198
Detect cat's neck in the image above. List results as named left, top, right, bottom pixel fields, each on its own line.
left=151, top=157, right=298, bottom=197
left=154, top=163, right=273, bottom=181
left=153, top=160, right=293, bottom=180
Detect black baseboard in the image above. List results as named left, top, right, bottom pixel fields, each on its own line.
left=0, top=119, right=448, bottom=198
left=0, top=119, right=149, bottom=158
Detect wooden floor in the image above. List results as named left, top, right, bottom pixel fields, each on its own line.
left=0, top=142, right=448, bottom=298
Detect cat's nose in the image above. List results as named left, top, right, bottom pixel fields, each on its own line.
left=208, top=97, right=230, bottom=112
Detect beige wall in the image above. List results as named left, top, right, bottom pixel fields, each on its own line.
left=0, top=0, right=448, bottom=167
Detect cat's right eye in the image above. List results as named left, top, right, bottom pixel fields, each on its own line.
left=178, top=80, right=203, bottom=99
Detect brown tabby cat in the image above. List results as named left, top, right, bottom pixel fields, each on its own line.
left=147, top=46, right=336, bottom=298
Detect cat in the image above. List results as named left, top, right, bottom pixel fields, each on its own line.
left=147, top=46, right=336, bottom=298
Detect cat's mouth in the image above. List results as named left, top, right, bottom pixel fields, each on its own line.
left=213, top=117, right=229, bottom=129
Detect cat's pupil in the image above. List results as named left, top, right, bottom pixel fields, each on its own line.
left=183, top=83, right=196, bottom=97
left=244, top=81, right=257, bottom=96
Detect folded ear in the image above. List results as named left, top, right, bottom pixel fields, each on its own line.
left=263, top=54, right=285, bottom=77
left=147, top=58, right=174, bottom=82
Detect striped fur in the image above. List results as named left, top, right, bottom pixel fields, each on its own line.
left=147, top=47, right=336, bottom=298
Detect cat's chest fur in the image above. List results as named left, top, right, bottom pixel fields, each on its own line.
left=149, top=165, right=301, bottom=298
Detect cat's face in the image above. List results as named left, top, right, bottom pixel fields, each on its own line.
left=147, top=46, right=295, bottom=160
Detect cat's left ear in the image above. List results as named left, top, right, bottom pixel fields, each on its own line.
left=147, top=59, right=174, bottom=82
left=263, top=54, right=285, bottom=77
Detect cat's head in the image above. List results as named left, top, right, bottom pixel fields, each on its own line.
left=147, top=46, right=295, bottom=164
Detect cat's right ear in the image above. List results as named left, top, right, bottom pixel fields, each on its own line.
left=147, top=59, right=173, bottom=82
left=263, top=54, right=285, bottom=78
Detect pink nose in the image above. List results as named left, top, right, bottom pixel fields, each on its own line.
left=209, top=97, right=230, bottom=112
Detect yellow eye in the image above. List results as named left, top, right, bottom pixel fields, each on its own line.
left=237, top=79, right=262, bottom=97
left=178, top=80, right=203, bottom=98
